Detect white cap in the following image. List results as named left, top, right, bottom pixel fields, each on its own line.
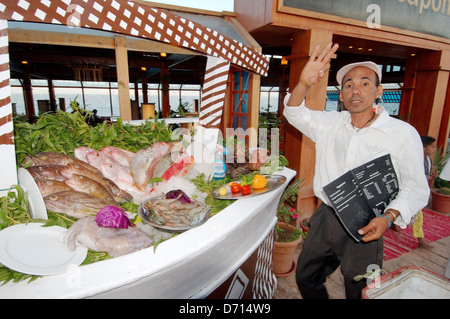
left=336, top=61, right=382, bottom=86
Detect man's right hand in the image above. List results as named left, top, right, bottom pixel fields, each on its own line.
left=287, top=42, right=339, bottom=106
left=300, top=42, right=339, bottom=88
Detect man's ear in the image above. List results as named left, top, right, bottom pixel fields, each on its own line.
left=376, top=85, right=383, bottom=100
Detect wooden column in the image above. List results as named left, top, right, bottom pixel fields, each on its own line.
left=114, top=35, right=131, bottom=121
left=284, top=29, right=333, bottom=217
left=47, top=78, right=56, bottom=112
left=142, top=75, right=148, bottom=104
left=438, top=79, right=450, bottom=153
left=409, top=50, right=450, bottom=149
left=249, top=73, right=261, bottom=149
left=160, top=60, right=170, bottom=118
left=22, top=63, right=35, bottom=119
left=398, top=56, right=418, bottom=122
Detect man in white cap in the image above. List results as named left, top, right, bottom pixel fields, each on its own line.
left=284, top=42, right=429, bottom=298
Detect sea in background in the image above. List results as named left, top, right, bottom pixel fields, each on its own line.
left=10, top=79, right=399, bottom=118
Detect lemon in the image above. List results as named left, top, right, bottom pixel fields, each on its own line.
left=218, top=187, right=227, bottom=196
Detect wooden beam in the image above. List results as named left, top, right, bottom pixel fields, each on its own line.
left=8, top=28, right=197, bottom=55
left=160, top=60, right=170, bottom=118
left=22, top=64, right=35, bottom=119
left=285, top=29, right=334, bottom=217
left=409, top=50, right=450, bottom=142
left=249, top=73, right=261, bottom=149
left=114, top=36, right=131, bottom=121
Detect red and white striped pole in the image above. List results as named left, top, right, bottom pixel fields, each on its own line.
left=0, top=19, right=17, bottom=196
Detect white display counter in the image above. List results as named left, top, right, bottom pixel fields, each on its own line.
left=0, top=168, right=296, bottom=299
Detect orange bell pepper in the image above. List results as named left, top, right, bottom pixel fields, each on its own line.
left=252, top=174, right=268, bottom=189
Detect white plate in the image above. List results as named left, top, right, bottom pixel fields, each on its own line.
left=0, top=223, right=87, bottom=276
left=17, top=168, right=48, bottom=220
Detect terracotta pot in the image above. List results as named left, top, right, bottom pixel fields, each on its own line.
left=299, top=216, right=310, bottom=233
left=273, top=222, right=303, bottom=276
left=431, top=189, right=450, bottom=214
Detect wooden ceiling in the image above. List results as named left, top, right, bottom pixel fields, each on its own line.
left=249, top=25, right=434, bottom=87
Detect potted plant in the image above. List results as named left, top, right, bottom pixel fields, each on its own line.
left=272, top=178, right=305, bottom=276
left=277, top=178, right=303, bottom=226
left=298, top=213, right=311, bottom=233
left=431, top=182, right=450, bottom=214
left=277, top=205, right=299, bottom=226
left=431, top=147, right=450, bottom=214
left=272, top=222, right=303, bottom=276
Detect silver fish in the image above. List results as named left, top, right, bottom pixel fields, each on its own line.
left=131, top=142, right=172, bottom=187
left=150, top=153, right=173, bottom=178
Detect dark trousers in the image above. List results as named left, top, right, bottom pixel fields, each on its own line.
left=296, top=203, right=384, bottom=299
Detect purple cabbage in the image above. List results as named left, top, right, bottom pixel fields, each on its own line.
left=165, top=189, right=192, bottom=203
left=95, top=206, right=134, bottom=229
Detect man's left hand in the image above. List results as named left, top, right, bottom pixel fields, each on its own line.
left=358, top=216, right=390, bottom=242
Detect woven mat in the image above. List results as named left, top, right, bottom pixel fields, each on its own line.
left=383, top=208, right=450, bottom=260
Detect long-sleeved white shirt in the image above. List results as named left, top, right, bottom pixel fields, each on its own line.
left=283, top=95, right=430, bottom=228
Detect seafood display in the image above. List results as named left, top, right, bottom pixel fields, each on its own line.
left=64, top=216, right=153, bottom=257
left=25, top=144, right=196, bottom=210
left=21, top=144, right=200, bottom=258
left=139, top=190, right=210, bottom=232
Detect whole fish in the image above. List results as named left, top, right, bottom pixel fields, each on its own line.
left=27, top=165, right=67, bottom=181
left=25, top=152, right=101, bottom=175
left=61, top=163, right=132, bottom=203
left=101, top=146, right=134, bottom=170
left=64, top=174, right=118, bottom=206
left=74, top=147, right=96, bottom=163
left=35, top=179, right=72, bottom=197
left=86, top=150, right=117, bottom=171
left=100, top=162, right=151, bottom=204
left=131, top=142, right=172, bottom=188
left=24, top=152, right=71, bottom=166
left=25, top=152, right=92, bottom=169
left=86, top=150, right=139, bottom=195
left=43, top=190, right=114, bottom=219
left=161, top=155, right=195, bottom=181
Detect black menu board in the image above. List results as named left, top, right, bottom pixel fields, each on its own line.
left=323, top=154, right=399, bottom=242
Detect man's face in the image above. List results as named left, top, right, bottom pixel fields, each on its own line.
left=339, top=66, right=383, bottom=114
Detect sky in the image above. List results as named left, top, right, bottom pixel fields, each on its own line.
left=144, top=0, right=234, bottom=12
